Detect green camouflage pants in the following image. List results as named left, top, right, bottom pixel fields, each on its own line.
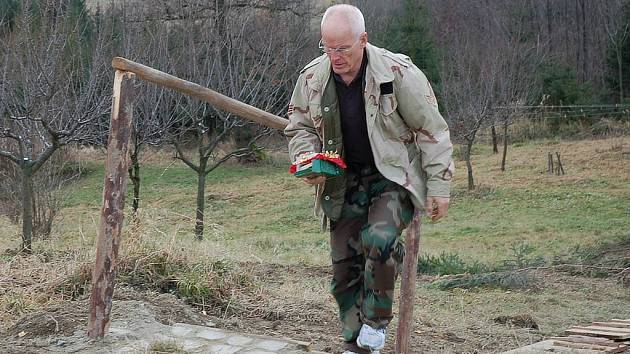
left=329, top=167, right=414, bottom=342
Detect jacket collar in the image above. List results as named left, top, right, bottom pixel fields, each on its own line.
left=365, top=43, right=395, bottom=84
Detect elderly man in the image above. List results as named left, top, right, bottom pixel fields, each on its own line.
left=285, top=4, right=453, bottom=354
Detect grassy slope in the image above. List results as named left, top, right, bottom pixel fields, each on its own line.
left=1, top=137, right=629, bottom=352
left=21, top=137, right=628, bottom=266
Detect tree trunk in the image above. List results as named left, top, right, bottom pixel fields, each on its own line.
left=546, top=0, right=552, bottom=52
left=465, top=142, right=475, bottom=191
left=195, top=163, right=207, bottom=240
left=21, top=166, right=34, bottom=253
left=128, top=148, right=141, bottom=216
left=618, top=50, right=624, bottom=103
left=575, top=0, right=581, bottom=82
left=581, top=0, right=587, bottom=83
left=491, top=125, right=499, bottom=154
left=501, top=120, right=508, bottom=171
left=395, top=210, right=421, bottom=354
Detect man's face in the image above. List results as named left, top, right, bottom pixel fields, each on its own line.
left=321, top=23, right=367, bottom=78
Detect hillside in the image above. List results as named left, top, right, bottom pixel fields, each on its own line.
left=0, top=137, right=629, bottom=353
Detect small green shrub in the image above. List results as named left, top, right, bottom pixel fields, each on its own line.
left=500, top=242, right=545, bottom=270
left=418, top=252, right=490, bottom=275
left=429, top=271, right=537, bottom=291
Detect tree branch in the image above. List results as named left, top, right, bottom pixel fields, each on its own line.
left=203, top=128, right=269, bottom=176
left=30, top=136, right=59, bottom=174
left=0, top=148, right=20, bottom=164
left=173, top=140, right=200, bottom=173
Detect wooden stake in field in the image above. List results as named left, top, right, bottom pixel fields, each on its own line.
left=89, top=58, right=422, bottom=352
left=87, top=70, right=135, bottom=339
left=396, top=211, right=422, bottom=354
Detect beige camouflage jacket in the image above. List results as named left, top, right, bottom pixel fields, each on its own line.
left=285, top=43, right=454, bottom=219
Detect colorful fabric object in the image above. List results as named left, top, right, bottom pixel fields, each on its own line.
left=289, top=151, right=347, bottom=176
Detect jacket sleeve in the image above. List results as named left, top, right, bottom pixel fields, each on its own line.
left=395, top=63, right=454, bottom=198
left=284, top=73, right=322, bottom=163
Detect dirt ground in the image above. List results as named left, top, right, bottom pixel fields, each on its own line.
left=1, top=261, right=628, bottom=354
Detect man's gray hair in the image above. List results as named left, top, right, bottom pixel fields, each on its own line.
left=321, top=4, right=366, bottom=37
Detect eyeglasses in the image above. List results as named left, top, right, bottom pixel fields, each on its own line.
left=318, top=38, right=360, bottom=55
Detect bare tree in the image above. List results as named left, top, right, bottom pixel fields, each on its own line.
left=436, top=0, right=547, bottom=188
left=163, top=2, right=307, bottom=239
left=116, top=15, right=181, bottom=217
left=490, top=1, right=548, bottom=171
left=435, top=1, right=498, bottom=190
left=599, top=0, right=630, bottom=103
left=0, top=1, right=110, bottom=252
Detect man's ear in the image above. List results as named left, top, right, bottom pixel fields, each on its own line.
left=360, top=32, right=368, bottom=47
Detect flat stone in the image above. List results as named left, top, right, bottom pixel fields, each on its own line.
left=152, top=333, right=176, bottom=342
left=226, top=335, right=254, bottom=346
left=182, top=339, right=207, bottom=351
left=240, top=351, right=276, bottom=354
left=171, top=325, right=194, bottom=337
left=196, top=328, right=227, bottom=340
left=172, top=322, right=223, bottom=334
left=107, top=327, right=134, bottom=338
left=209, top=344, right=242, bottom=353
left=254, top=339, right=288, bottom=351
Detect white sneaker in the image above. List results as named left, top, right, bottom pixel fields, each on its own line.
left=356, top=323, right=386, bottom=351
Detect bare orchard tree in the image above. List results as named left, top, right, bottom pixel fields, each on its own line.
left=440, top=52, right=497, bottom=191
left=437, top=2, right=496, bottom=191
left=167, top=3, right=307, bottom=240
left=437, top=0, right=546, bottom=189
left=0, top=146, right=84, bottom=237
left=489, top=1, right=548, bottom=171
left=0, top=1, right=110, bottom=252
left=112, top=14, right=181, bottom=217
left=598, top=0, right=630, bottom=103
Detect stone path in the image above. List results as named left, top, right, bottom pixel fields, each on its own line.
left=110, top=322, right=325, bottom=353
left=39, top=300, right=329, bottom=353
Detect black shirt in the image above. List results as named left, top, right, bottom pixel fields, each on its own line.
left=333, top=51, right=375, bottom=172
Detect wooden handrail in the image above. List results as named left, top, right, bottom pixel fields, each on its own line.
left=111, top=57, right=289, bottom=131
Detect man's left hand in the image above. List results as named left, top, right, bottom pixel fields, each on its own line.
left=425, top=196, right=450, bottom=221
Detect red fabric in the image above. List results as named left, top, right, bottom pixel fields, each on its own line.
left=289, top=153, right=347, bottom=174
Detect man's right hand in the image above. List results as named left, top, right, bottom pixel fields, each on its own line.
left=301, top=175, right=326, bottom=185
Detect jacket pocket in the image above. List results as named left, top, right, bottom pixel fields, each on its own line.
left=379, top=93, right=397, bottom=116
left=378, top=94, right=410, bottom=140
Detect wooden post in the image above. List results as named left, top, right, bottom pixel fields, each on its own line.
left=87, top=70, right=135, bottom=339
left=556, top=152, right=565, bottom=175
left=396, top=210, right=422, bottom=354
left=111, top=57, right=288, bottom=131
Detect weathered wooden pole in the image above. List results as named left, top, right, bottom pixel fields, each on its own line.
left=396, top=210, right=422, bottom=354
left=111, top=57, right=288, bottom=131
left=87, top=70, right=135, bottom=339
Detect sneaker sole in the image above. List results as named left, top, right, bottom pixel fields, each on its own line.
left=356, top=337, right=384, bottom=351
